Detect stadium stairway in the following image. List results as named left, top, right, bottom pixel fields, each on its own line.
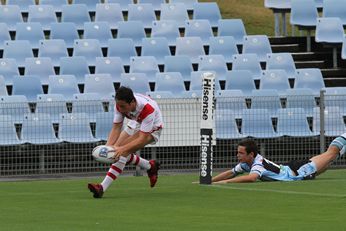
left=270, top=36, right=346, bottom=87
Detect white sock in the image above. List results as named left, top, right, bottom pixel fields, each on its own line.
left=127, top=154, right=151, bottom=170
left=101, top=156, right=127, bottom=191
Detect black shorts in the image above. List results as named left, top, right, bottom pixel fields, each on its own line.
left=286, top=159, right=311, bottom=175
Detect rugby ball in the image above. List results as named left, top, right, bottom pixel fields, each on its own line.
left=92, top=145, right=116, bottom=164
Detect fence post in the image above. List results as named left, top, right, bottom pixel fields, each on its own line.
left=319, top=89, right=326, bottom=153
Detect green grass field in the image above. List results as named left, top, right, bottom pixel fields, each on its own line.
left=1, top=170, right=346, bottom=231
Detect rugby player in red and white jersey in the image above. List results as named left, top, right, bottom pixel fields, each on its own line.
left=88, top=86, right=163, bottom=198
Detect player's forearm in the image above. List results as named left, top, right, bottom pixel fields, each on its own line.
left=214, top=174, right=258, bottom=184
left=212, top=170, right=234, bottom=182
left=106, top=124, right=121, bottom=146
left=118, top=138, right=146, bottom=155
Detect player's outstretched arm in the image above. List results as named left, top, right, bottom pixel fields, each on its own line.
left=106, top=123, right=122, bottom=146
left=213, top=173, right=259, bottom=184
left=212, top=170, right=234, bottom=183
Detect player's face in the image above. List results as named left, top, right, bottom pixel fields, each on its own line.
left=116, top=99, right=135, bottom=113
left=237, top=145, right=253, bottom=163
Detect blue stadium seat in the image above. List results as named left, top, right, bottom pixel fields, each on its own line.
left=294, top=68, right=325, bottom=95
left=117, top=21, right=146, bottom=47
left=95, top=111, right=114, bottom=140
left=324, top=87, right=346, bottom=114
left=151, top=20, right=180, bottom=46
left=242, top=35, right=272, bottom=62
left=21, top=113, right=61, bottom=144
left=141, top=37, right=171, bottom=65
left=216, top=90, right=247, bottom=118
left=313, top=106, right=346, bottom=136
left=12, top=76, right=44, bottom=102
left=160, top=3, right=189, bottom=28
left=6, top=0, right=35, bottom=13
left=264, top=0, right=291, bottom=36
left=15, top=22, right=45, bottom=49
left=146, top=91, right=176, bottom=99
left=209, top=36, right=239, bottom=63
left=72, top=93, right=104, bottom=121
left=197, top=55, right=228, bottom=81
left=179, top=90, right=201, bottom=98
left=155, top=72, right=186, bottom=95
left=0, top=76, right=8, bottom=96
left=231, top=54, right=262, bottom=80
left=50, top=22, right=79, bottom=48
left=164, top=55, right=193, bottom=81
left=250, top=89, right=282, bottom=116
left=216, top=109, right=244, bottom=139
left=0, top=115, right=23, bottom=145
left=0, top=95, right=30, bottom=123
left=168, top=0, right=197, bottom=11
left=95, top=3, right=124, bottom=30
left=61, top=4, right=91, bottom=30
left=266, top=53, right=296, bottom=80
left=259, top=69, right=290, bottom=92
left=107, top=38, right=137, bottom=66
left=322, top=0, right=346, bottom=26
left=242, top=108, right=280, bottom=138
left=175, top=37, right=205, bottom=63
left=128, top=3, right=156, bottom=29
left=72, top=0, right=102, bottom=12
left=84, top=74, right=115, bottom=100
left=0, top=23, right=11, bottom=49
left=120, top=73, right=151, bottom=94
left=38, top=39, right=68, bottom=66
left=342, top=35, right=346, bottom=60
left=0, top=58, right=20, bottom=85
left=95, top=57, right=124, bottom=83
left=192, top=2, right=221, bottom=28
left=285, top=88, right=316, bottom=116
left=59, top=56, right=90, bottom=84
left=35, top=94, right=68, bottom=123
left=58, top=112, right=100, bottom=143
left=137, top=0, right=165, bottom=11
left=73, top=39, right=103, bottom=65
left=217, top=19, right=247, bottom=45
left=129, top=56, right=159, bottom=82
left=184, top=20, right=213, bottom=45
left=28, top=5, right=57, bottom=31
left=0, top=5, right=23, bottom=31
left=225, top=70, right=256, bottom=95
left=276, top=108, right=314, bottom=137
left=190, top=71, right=220, bottom=91
left=3, top=40, right=34, bottom=67
left=83, top=22, right=113, bottom=47
left=24, top=57, right=55, bottom=85
left=48, top=75, right=80, bottom=101
left=106, top=0, right=134, bottom=12
left=39, top=0, right=68, bottom=13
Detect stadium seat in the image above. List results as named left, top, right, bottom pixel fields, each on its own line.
left=58, top=112, right=100, bottom=143
left=264, top=0, right=291, bottom=37
left=117, top=21, right=146, bottom=47
left=15, top=22, right=45, bottom=49
left=217, top=19, right=247, bottom=45
left=73, top=39, right=103, bottom=66
left=83, top=22, right=113, bottom=47
left=231, top=54, right=262, bottom=80
left=225, top=70, right=256, bottom=95
left=147, top=91, right=176, bottom=99
left=7, top=0, right=36, bottom=13
left=294, top=68, right=325, bottom=96
left=259, top=70, right=290, bottom=93
left=266, top=53, right=296, bottom=80
left=59, top=56, right=90, bottom=84
left=72, top=0, right=101, bottom=12
left=197, top=55, right=228, bottom=81
left=0, top=95, right=30, bottom=123
left=190, top=71, right=220, bottom=91
left=242, top=35, right=272, bottom=62
left=3, top=40, right=34, bottom=67
left=192, top=2, right=221, bottom=28
left=21, top=113, right=61, bottom=144
left=71, top=93, right=104, bottom=122
left=48, top=75, right=80, bottom=101
left=168, top=0, right=197, bottom=11
left=250, top=89, right=282, bottom=116
left=35, top=94, right=68, bottom=123
left=0, top=58, right=20, bottom=85
left=0, top=5, right=23, bottom=31
left=342, top=36, right=346, bottom=60
left=12, top=76, right=44, bottom=102
left=0, top=115, right=23, bottom=145
left=324, top=87, right=346, bottom=114
left=27, top=5, right=57, bottom=31
left=0, top=23, right=11, bottom=49
left=106, top=0, right=134, bottom=12
left=179, top=90, right=201, bottom=98
left=313, top=106, right=346, bottom=136
left=38, top=39, right=68, bottom=67
left=184, top=20, right=213, bottom=45
left=322, top=0, right=346, bottom=26
left=95, top=57, right=124, bottom=83
left=241, top=108, right=280, bottom=138
left=61, top=4, right=91, bottom=30
left=215, top=109, right=244, bottom=139
left=24, top=57, right=55, bottom=85
left=216, top=90, right=247, bottom=118
left=137, top=0, right=165, bottom=11
left=155, top=72, right=186, bottom=95
left=95, top=111, right=114, bottom=140
left=141, top=37, right=171, bottom=65
left=0, top=76, right=8, bottom=96
left=208, top=36, right=239, bottom=63
left=39, top=0, right=68, bottom=13
left=50, top=22, right=79, bottom=48
left=120, top=73, right=151, bottom=94
left=129, top=56, right=159, bottom=82
left=285, top=88, right=316, bottom=116
left=84, top=74, right=115, bottom=100
left=160, top=3, right=189, bottom=28
left=276, top=108, right=314, bottom=137
left=175, top=37, right=205, bottom=63
left=151, top=20, right=180, bottom=46
left=107, top=38, right=137, bottom=66
left=127, top=3, right=156, bottom=29
left=95, top=3, right=124, bottom=30
left=164, top=55, right=193, bottom=81
left=315, top=17, right=344, bottom=68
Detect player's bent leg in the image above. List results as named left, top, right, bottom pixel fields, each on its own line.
left=310, top=146, right=340, bottom=175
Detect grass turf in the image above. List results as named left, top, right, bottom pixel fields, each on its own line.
left=1, top=170, right=346, bottom=231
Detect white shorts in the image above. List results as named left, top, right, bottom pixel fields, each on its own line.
left=124, top=120, right=162, bottom=144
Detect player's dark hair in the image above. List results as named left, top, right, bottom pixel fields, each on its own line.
left=115, top=86, right=135, bottom=104
left=238, top=139, right=258, bottom=157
